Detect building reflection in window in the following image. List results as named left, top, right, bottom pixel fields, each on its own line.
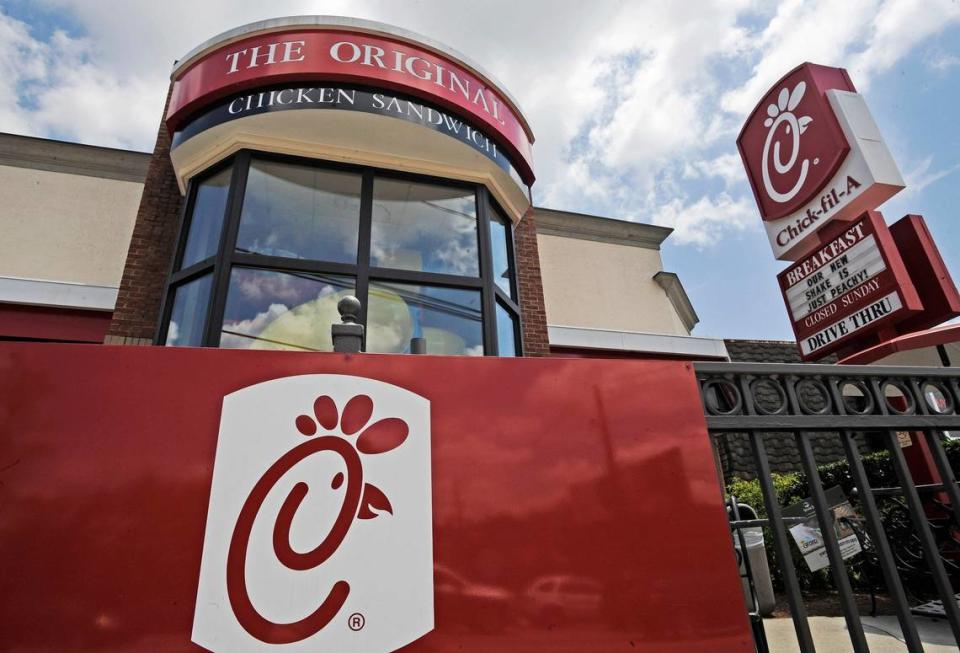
left=367, top=281, right=483, bottom=355
left=236, top=160, right=362, bottom=263
left=219, top=268, right=354, bottom=351
left=496, top=302, right=518, bottom=357
left=181, top=167, right=231, bottom=269
left=164, top=274, right=212, bottom=347
left=163, top=154, right=519, bottom=356
left=371, top=178, right=479, bottom=276
left=489, top=207, right=514, bottom=298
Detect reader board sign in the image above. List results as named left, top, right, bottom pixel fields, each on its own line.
left=778, top=210, right=921, bottom=360
left=0, top=343, right=753, bottom=653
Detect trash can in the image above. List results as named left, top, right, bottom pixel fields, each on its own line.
left=729, top=502, right=776, bottom=617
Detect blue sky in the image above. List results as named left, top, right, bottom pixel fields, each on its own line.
left=1, top=0, right=959, bottom=341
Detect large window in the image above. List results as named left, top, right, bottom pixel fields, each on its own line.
left=159, top=152, right=521, bottom=356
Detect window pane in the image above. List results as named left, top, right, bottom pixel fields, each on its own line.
left=236, top=160, right=361, bottom=263
left=489, top=207, right=514, bottom=298
left=164, top=274, right=212, bottom=347
left=371, top=178, right=479, bottom=276
left=219, top=268, right=354, bottom=351
left=181, top=167, right=231, bottom=268
left=367, top=281, right=483, bottom=355
left=496, top=302, right=518, bottom=357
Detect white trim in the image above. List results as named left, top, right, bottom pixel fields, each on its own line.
left=548, top=325, right=729, bottom=360
left=169, top=15, right=533, bottom=141
left=0, top=276, right=118, bottom=311
left=534, top=207, right=673, bottom=250
left=653, top=271, right=699, bottom=333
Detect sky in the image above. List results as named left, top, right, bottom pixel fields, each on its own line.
left=1, top=0, right=959, bottom=341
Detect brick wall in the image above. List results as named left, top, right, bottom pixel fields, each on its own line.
left=514, top=208, right=550, bottom=356
left=105, top=88, right=183, bottom=345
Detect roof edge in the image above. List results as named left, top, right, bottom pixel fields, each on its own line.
left=534, top=206, right=673, bottom=250
left=0, top=132, right=150, bottom=183
left=654, top=271, right=699, bottom=333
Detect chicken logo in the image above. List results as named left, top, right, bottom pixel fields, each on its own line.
left=760, top=81, right=813, bottom=204
left=193, top=375, right=433, bottom=652
left=737, top=63, right=854, bottom=223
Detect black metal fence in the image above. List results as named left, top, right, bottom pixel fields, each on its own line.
left=695, top=361, right=960, bottom=652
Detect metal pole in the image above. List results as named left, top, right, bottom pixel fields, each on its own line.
left=840, top=431, right=923, bottom=652
left=795, top=431, right=869, bottom=652
left=749, top=432, right=817, bottom=652
left=883, top=429, right=960, bottom=641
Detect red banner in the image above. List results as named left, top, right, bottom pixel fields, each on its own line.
left=167, top=29, right=535, bottom=184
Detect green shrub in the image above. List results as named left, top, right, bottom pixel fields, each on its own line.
left=726, top=437, right=960, bottom=595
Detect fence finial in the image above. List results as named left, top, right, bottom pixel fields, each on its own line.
left=332, top=295, right=364, bottom=353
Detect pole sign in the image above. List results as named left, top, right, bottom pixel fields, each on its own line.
left=778, top=210, right=921, bottom=360
left=737, top=63, right=905, bottom=261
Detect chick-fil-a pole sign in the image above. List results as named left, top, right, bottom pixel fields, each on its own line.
left=166, top=28, right=535, bottom=184
left=778, top=210, right=922, bottom=360
left=737, top=63, right=905, bottom=261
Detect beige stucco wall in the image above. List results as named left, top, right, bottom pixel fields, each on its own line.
left=0, top=165, right=142, bottom=287
left=537, top=233, right=690, bottom=335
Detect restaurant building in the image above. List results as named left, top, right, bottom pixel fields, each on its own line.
left=0, top=16, right=725, bottom=362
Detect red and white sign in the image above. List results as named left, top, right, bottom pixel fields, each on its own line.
left=0, top=345, right=756, bottom=652
left=738, top=63, right=905, bottom=260
left=193, top=375, right=433, bottom=652
left=778, top=211, right=921, bottom=359
left=167, top=28, right=535, bottom=184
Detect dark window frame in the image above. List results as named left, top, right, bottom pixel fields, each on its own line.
left=156, top=149, right=522, bottom=356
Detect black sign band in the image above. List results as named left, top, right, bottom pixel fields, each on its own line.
left=171, top=84, right=524, bottom=185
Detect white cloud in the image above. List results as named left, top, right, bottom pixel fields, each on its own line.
left=857, top=153, right=959, bottom=220
left=929, top=52, right=960, bottom=72
left=650, top=193, right=756, bottom=247
left=0, top=9, right=165, bottom=149
left=684, top=152, right=746, bottom=187
left=904, top=156, right=960, bottom=194
left=0, top=0, right=956, bottom=245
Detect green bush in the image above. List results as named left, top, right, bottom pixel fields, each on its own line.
left=726, top=436, right=960, bottom=595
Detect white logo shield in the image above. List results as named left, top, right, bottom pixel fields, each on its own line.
left=192, top=374, right=433, bottom=652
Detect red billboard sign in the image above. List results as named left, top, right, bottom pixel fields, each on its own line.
left=166, top=28, right=535, bottom=184
left=0, top=344, right=752, bottom=652
left=738, top=63, right=853, bottom=223
left=778, top=210, right=922, bottom=360
left=738, top=63, right=905, bottom=260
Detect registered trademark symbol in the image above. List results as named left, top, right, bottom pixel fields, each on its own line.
left=348, top=612, right=365, bottom=631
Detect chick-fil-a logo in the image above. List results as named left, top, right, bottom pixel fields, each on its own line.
left=737, top=63, right=854, bottom=224
left=761, top=81, right=813, bottom=204
left=193, top=375, right=433, bottom=653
